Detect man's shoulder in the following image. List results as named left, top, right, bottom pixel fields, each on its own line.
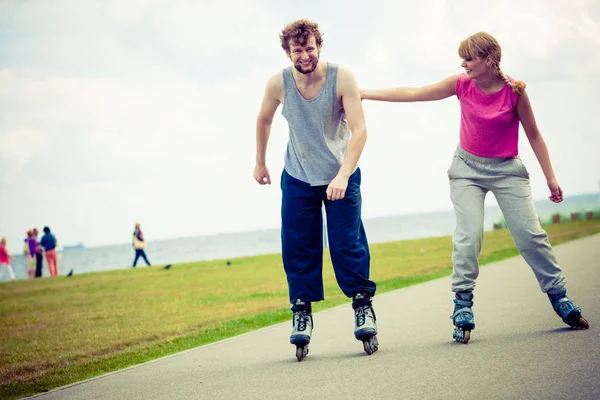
left=332, top=64, right=357, bottom=90
left=266, top=70, right=285, bottom=88
left=270, top=68, right=287, bottom=81
left=324, top=62, right=349, bottom=76
left=264, top=70, right=285, bottom=100
left=325, top=61, right=349, bottom=74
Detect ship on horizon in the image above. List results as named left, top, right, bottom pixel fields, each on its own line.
left=61, top=242, right=85, bottom=251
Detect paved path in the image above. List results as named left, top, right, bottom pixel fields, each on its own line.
left=30, top=235, right=599, bottom=400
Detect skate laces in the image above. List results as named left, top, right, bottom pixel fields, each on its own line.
left=295, top=311, right=310, bottom=332
left=356, top=308, right=366, bottom=326
left=355, top=306, right=374, bottom=327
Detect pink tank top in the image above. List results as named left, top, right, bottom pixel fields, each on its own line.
left=455, top=73, right=521, bottom=157
left=0, top=245, right=9, bottom=264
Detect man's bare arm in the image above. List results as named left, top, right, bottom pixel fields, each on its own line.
left=254, top=73, right=283, bottom=185
left=326, top=67, right=366, bottom=200
left=338, top=67, right=367, bottom=178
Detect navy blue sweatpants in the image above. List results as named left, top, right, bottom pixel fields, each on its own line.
left=281, top=168, right=376, bottom=304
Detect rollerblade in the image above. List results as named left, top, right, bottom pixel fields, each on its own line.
left=353, top=293, right=379, bottom=355
left=290, top=299, right=313, bottom=361
left=451, top=292, right=475, bottom=344
left=548, top=290, right=589, bottom=329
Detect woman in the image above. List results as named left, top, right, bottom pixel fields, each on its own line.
left=361, top=32, right=589, bottom=343
left=26, top=230, right=37, bottom=278
left=0, top=237, right=17, bottom=281
left=132, top=222, right=151, bottom=267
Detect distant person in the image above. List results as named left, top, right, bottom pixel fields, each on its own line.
left=40, top=226, right=59, bottom=276
left=22, top=236, right=30, bottom=266
left=132, top=223, right=151, bottom=267
left=26, top=230, right=37, bottom=278
left=361, top=32, right=589, bottom=343
left=254, top=20, right=378, bottom=361
left=0, top=237, right=17, bottom=281
left=32, top=228, right=44, bottom=278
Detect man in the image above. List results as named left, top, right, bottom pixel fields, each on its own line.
left=40, top=226, right=59, bottom=276
left=253, top=19, right=378, bottom=361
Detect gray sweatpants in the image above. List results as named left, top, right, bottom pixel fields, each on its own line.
left=447, top=146, right=567, bottom=295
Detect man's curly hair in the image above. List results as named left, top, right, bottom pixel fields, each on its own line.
left=279, top=19, right=324, bottom=52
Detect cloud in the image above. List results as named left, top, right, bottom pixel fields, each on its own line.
left=0, top=0, right=599, bottom=248
left=0, top=125, right=49, bottom=184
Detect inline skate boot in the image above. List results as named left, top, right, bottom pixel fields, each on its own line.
left=451, top=291, right=475, bottom=344
left=548, top=290, right=589, bottom=329
left=290, top=299, right=313, bottom=361
left=353, top=293, right=379, bottom=355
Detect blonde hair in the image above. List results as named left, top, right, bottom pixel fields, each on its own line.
left=458, top=32, right=526, bottom=95
left=0, top=237, right=6, bottom=245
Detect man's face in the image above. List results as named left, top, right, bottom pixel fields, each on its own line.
left=288, top=36, right=320, bottom=74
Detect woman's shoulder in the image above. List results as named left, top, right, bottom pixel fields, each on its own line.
left=455, top=73, right=472, bottom=98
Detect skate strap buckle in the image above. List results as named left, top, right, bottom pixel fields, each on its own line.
left=551, top=298, right=579, bottom=313
left=552, top=297, right=569, bottom=306
left=454, top=299, right=473, bottom=307
left=552, top=298, right=581, bottom=317
left=451, top=307, right=472, bottom=319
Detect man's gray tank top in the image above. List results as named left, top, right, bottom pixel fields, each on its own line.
left=282, top=63, right=351, bottom=186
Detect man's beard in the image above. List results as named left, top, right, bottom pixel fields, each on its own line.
left=294, top=56, right=319, bottom=74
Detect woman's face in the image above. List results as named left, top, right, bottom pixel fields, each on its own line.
left=461, top=56, right=489, bottom=79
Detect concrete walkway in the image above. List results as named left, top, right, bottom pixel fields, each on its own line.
left=29, top=235, right=599, bottom=400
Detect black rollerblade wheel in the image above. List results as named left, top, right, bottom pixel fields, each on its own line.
left=572, top=316, right=590, bottom=329
left=295, top=345, right=309, bottom=362
left=453, top=327, right=470, bottom=344
left=565, top=312, right=590, bottom=330
left=362, top=335, right=379, bottom=355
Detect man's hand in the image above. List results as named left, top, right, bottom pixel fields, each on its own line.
left=547, top=179, right=563, bottom=203
left=326, top=174, right=349, bottom=201
left=254, top=164, right=271, bottom=185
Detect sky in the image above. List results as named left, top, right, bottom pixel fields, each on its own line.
left=0, top=0, right=599, bottom=249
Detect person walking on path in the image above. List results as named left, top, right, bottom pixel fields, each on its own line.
left=132, top=222, right=151, bottom=267
left=0, top=237, right=17, bottom=281
left=254, top=19, right=378, bottom=361
left=40, top=226, right=59, bottom=276
left=360, top=32, right=589, bottom=343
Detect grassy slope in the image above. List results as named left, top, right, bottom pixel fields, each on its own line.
left=1, top=220, right=599, bottom=399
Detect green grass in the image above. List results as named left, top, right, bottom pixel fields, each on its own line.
left=1, top=220, right=599, bottom=399
left=494, top=210, right=600, bottom=229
